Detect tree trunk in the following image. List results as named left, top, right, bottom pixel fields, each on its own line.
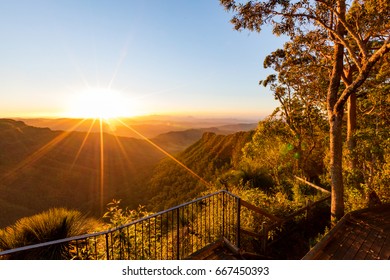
left=328, top=0, right=346, bottom=227
left=347, top=89, right=357, bottom=170
left=329, top=111, right=344, bottom=225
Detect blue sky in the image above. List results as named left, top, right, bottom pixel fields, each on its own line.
left=0, top=0, right=286, bottom=120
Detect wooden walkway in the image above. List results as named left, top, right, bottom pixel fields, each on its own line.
left=303, top=204, right=390, bottom=260
left=187, top=239, right=243, bottom=260
left=187, top=238, right=270, bottom=260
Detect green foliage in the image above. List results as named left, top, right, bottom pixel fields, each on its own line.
left=103, top=199, right=152, bottom=228
left=240, top=116, right=327, bottom=197
left=0, top=208, right=99, bottom=259
left=309, top=226, right=330, bottom=249
left=344, top=129, right=390, bottom=211
left=221, top=0, right=390, bottom=222
left=342, top=57, right=390, bottom=211
left=242, top=119, right=295, bottom=187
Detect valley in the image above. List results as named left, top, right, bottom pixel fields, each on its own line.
left=0, top=118, right=257, bottom=228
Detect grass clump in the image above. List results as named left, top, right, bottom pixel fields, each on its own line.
left=0, top=208, right=99, bottom=259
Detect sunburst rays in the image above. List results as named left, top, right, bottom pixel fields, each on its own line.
left=1, top=116, right=211, bottom=218
left=0, top=119, right=86, bottom=184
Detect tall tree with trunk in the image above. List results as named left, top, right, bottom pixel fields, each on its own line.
left=261, top=33, right=330, bottom=177
left=220, top=0, right=390, bottom=224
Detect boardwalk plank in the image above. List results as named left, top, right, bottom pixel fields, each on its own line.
left=331, top=223, right=360, bottom=259
left=323, top=223, right=354, bottom=259
left=303, top=204, right=390, bottom=260
left=340, top=222, right=370, bottom=259
left=377, top=234, right=390, bottom=260
left=353, top=228, right=379, bottom=259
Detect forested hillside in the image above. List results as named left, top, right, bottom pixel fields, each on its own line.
left=147, top=131, right=254, bottom=211
left=0, top=119, right=257, bottom=228
left=0, top=119, right=164, bottom=227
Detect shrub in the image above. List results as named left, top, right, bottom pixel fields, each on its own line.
left=0, top=208, right=99, bottom=259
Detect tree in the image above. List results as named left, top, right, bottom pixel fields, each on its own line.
left=220, top=0, right=390, bottom=224
left=261, top=33, right=329, bottom=177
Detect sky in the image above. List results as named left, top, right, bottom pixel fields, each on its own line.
left=0, top=0, right=286, bottom=120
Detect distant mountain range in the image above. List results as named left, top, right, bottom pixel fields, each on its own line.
left=0, top=118, right=257, bottom=228
left=17, top=116, right=258, bottom=139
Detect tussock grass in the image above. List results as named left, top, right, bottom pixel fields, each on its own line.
left=0, top=208, right=99, bottom=259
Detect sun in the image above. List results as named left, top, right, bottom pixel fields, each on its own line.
left=68, top=88, right=131, bottom=120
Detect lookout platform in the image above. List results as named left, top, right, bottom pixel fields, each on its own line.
left=303, top=204, right=390, bottom=260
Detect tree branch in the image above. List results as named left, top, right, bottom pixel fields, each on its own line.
left=334, top=39, right=390, bottom=112
left=273, top=10, right=363, bottom=71
left=317, top=0, right=368, bottom=60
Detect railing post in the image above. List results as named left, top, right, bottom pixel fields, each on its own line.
left=222, top=192, right=225, bottom=238
left=105, top=233, right=110, bottom=260
left=176, top=208, right=180, bottom=260
left=236, top=196, right=241, bottom=248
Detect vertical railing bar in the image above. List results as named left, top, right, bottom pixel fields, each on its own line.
left=166, top=213, right=169, bottom=259
left=207, top=198, right=210, bottom=243
left=135, top=223, right=137, bottom=260
left=110, top=232, right=114, bottom=259
left=119, top=228, right=122, bottom=259
left=230, top=195, right=232, bottom=240
left=204, top=199, right=207, bottom=247
left=212, top=194, right=215, bottom=240
left=75, top=239, right=79, bottom=259
left=225, top=195, right=228, bottom=240
left=200, top=200, right=206, bottom=248
left=171, top=210, right=174, bottom=260
left=126, top=227, right=130, bottom=260
left=154, top=217, right=157, bottom=260
left=191, top=200, right=194, bottom=255
left=222, top=192, right=225, bottom=238
left=85, top=237, right=89, bottom=259
left=160, top=215, right=163, bottom=260
left=176, top=207, right=180, bottom=260
left=168, top=211, right=171, bottom=260
left=236, top=196, right=241, bottom=248
left=203, top=198, right=206, bottom=246
left=218, top=193, right=221, bottom=238
left=148, top=219, right=151, bottom=259
left=142, top=221, right=144, bottom=259
left=196, top=201, right=198, bottom=251
left=229, top=196, right=232, bottom=241
left=229, top=196, right=232, bottom=240
left=94, top=236, right=97, bottom=260
left=105, top=233, right=110, bottom=260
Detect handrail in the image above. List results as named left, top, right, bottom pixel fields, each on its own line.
left=279, top=195, right=331, bottom=225
left=0, top=190, right=231, bottom=257
left=240, top=200, right=283, bottom=223
left=294, top=176, right=331, bottom=194
left=0, top=190, right=240, bottom=259
left=0, top=189, right=332, bottom=259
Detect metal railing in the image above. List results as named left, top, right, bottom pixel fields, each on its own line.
left=0, top=190, right=331, bottom=260
left=0, top=190, right=241, bottom=260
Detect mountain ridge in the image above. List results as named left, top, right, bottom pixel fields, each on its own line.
left=0, top=119, right=256, bottom=228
